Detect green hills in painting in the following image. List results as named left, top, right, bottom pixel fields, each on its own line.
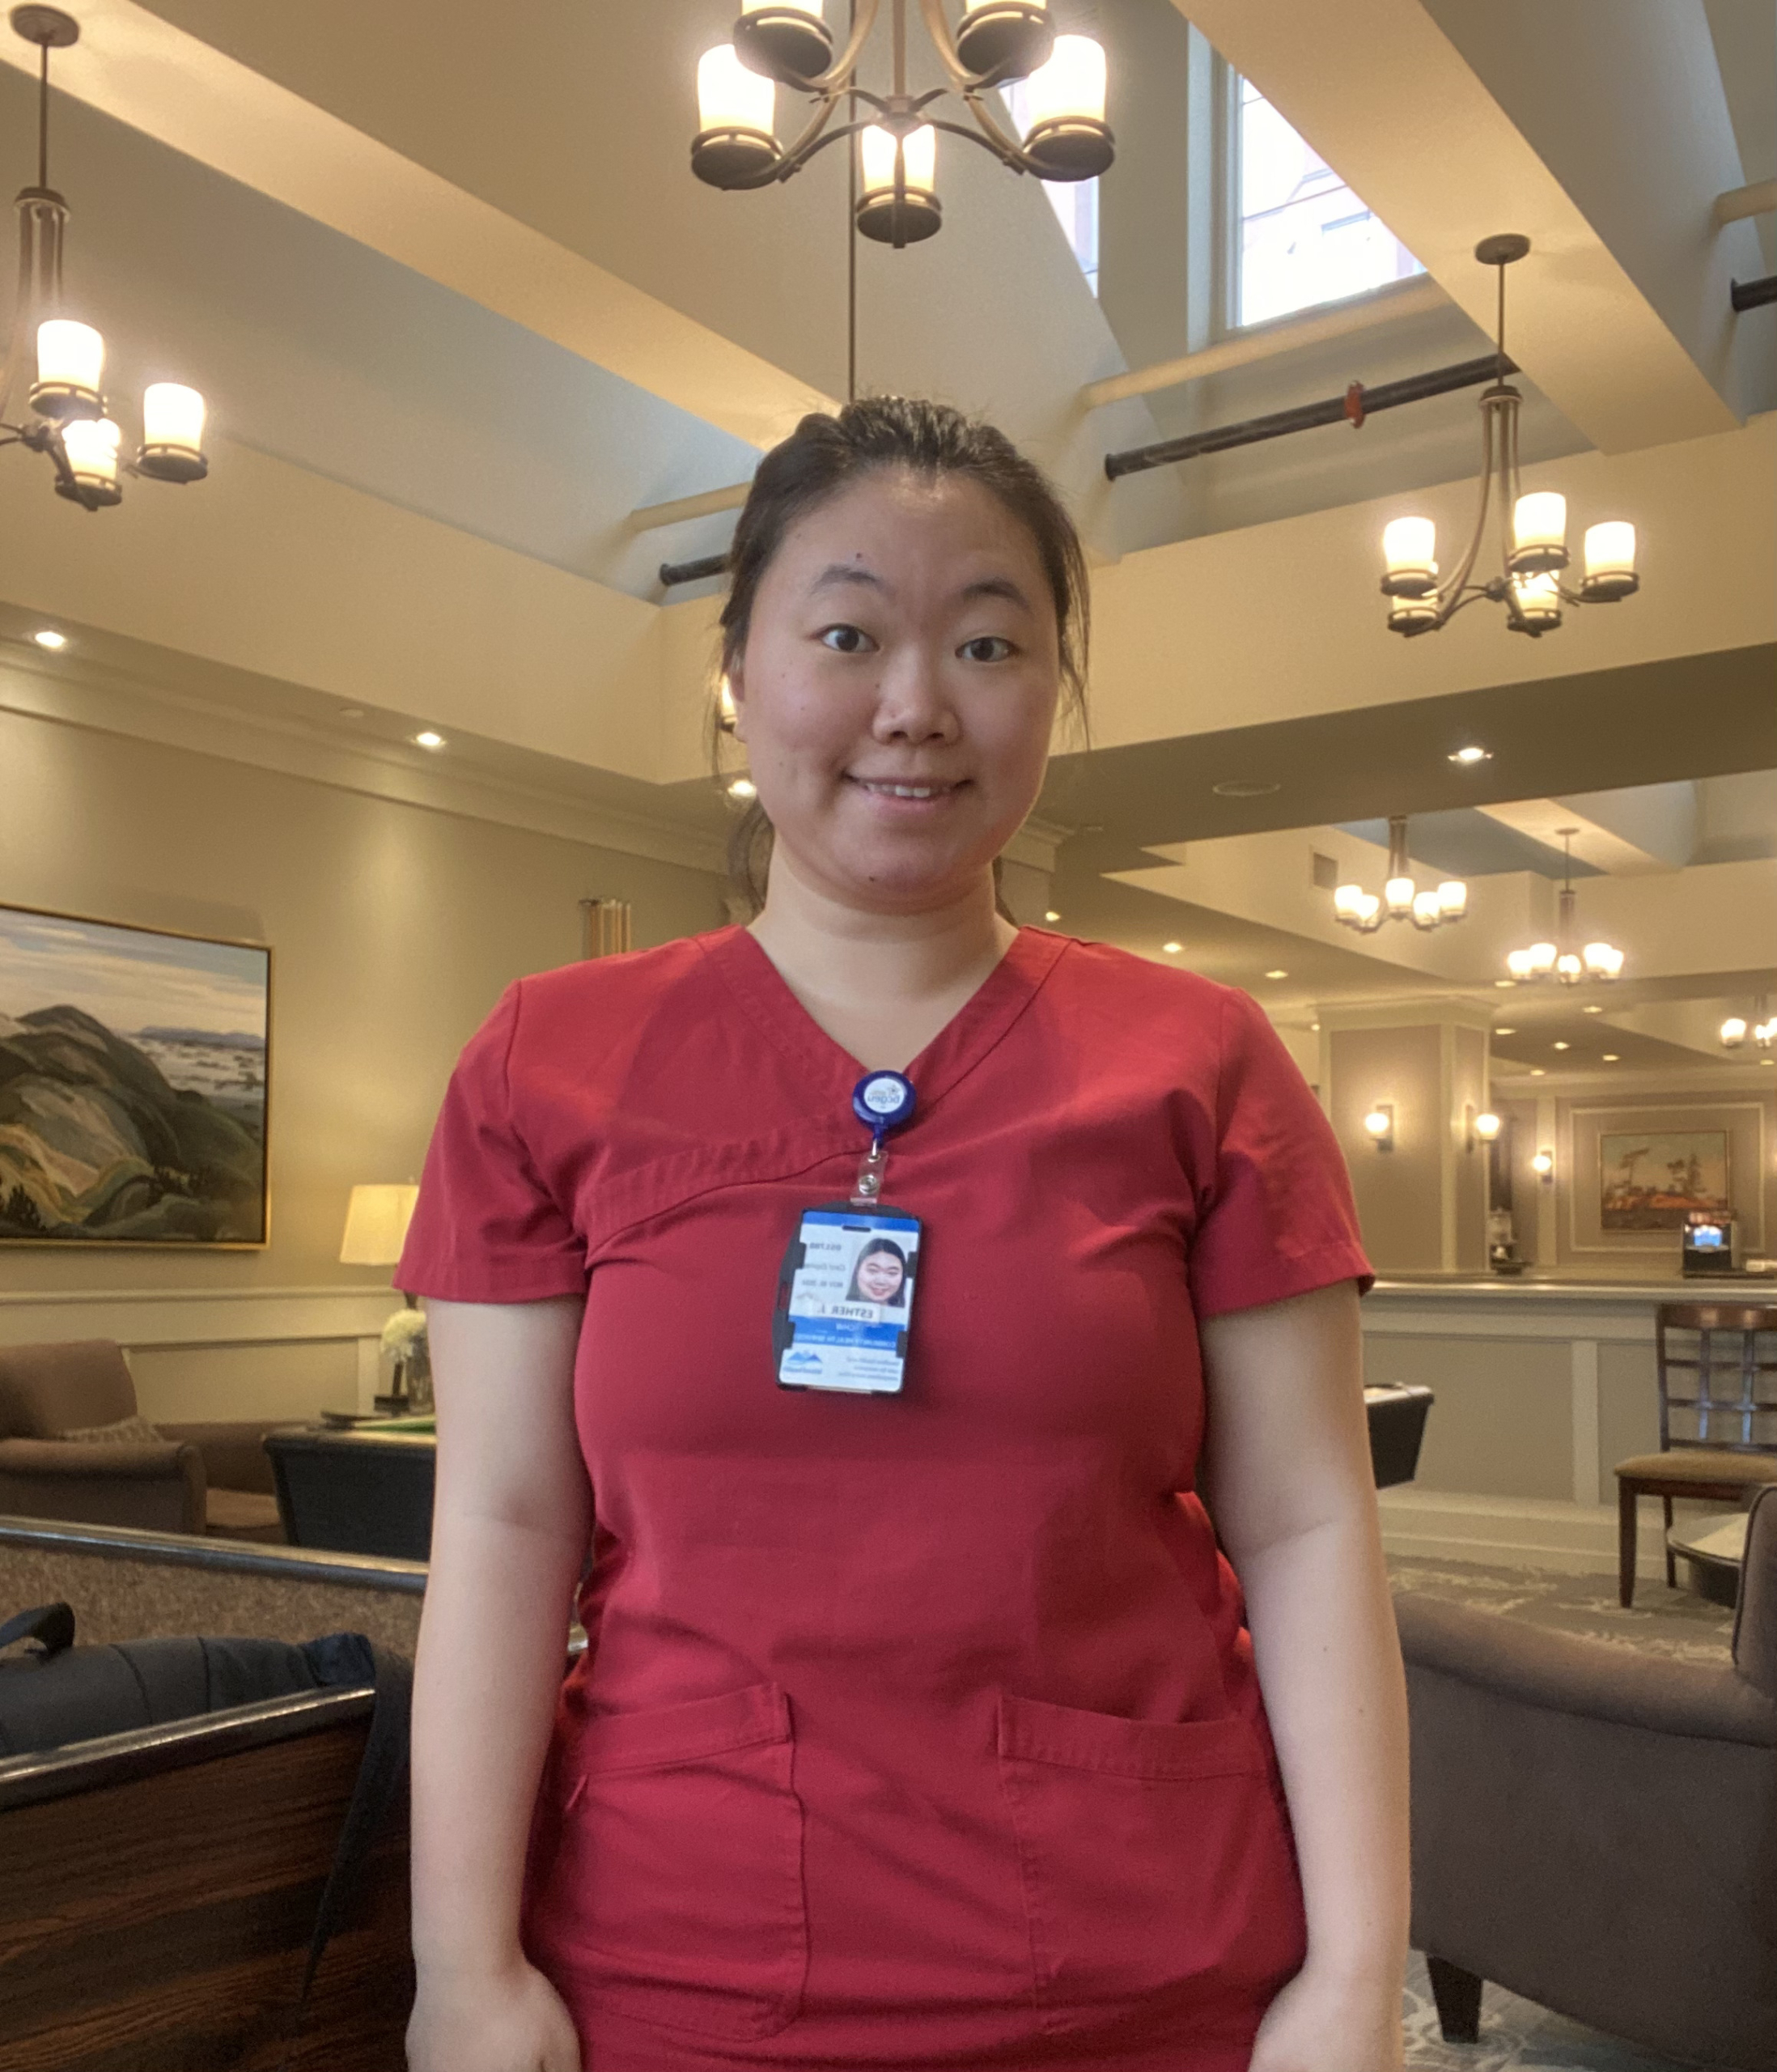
left=0, top=1004, right=265, bottom=1242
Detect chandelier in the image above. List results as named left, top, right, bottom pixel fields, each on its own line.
left=1720, top=997, right=1775, bottom=1051
left=1505, top=830, right=1623, bottom=983
left=689, top=2, right=1112, bottom=248
left=1333, top=817, right=1468, bottom=934
left=1, top=6, right=209, bottom=510
left=1379, top=236, right=1639, bottom=638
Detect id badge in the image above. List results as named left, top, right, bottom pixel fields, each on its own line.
left=774, top=1204, right=922, bottom=1395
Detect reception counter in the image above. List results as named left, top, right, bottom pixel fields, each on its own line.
left=1362, top=1276, right=1775, bottom=1572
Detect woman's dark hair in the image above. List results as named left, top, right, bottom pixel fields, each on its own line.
left=845, top=1235, right=909, bottom=1307
left=715, top=395, right=1090, bottom=911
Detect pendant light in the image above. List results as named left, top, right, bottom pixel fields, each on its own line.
left=689, top=0, right=1113, bottom=249
left=1333, top=817, right=1467, bottom=934
left=1379, top=238, right=1638, bottom=637
left=1504, top=830, right=1624, bottom=984
left=0, top=7, right=210, bottom=511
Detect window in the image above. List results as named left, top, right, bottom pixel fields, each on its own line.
left=999, top=77, right=1100, bottom=295
left=1234, top=75, right=1419, bottom=328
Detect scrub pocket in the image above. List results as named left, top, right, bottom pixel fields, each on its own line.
left=541, top=1681, right=808, bottom=2040
left=996, top=1692, right=1306, bottom=2037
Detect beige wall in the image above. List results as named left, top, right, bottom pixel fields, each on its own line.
left=1330, top=1024, right=1444, bottom=1272
left=0, top=706, right=727, bottom=1345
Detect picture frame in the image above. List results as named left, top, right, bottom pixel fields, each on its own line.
left=1598, top=1127, right=1731, bottom=1233
left=0, top=901, right=271, bottom=1248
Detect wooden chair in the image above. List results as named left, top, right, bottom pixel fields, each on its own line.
left=1614, top=1302, right=1777, bottom=1608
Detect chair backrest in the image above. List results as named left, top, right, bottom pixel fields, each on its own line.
left=0, top=1340, right=138, bottom=1440
left=1654, top=1304, right=1777, bottom=1457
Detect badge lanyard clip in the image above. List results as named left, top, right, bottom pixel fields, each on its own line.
left=850, top=1071, right=915, bottom=1206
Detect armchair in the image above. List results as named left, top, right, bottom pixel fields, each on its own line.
left=1396, top=1484, right=1777, bottom=2070
left=0, top=1340, right=282, bottom=1541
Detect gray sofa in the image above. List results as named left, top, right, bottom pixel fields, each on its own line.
left=1396, top=1483, right=1777, bottom=2070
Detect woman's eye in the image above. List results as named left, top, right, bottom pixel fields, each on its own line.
left=960, top=635, right=1015, bottom=663
left=819, top=624, right=876, bottom=654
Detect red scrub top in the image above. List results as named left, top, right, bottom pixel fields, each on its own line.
left=397, top=924, right=1372, bottom=2072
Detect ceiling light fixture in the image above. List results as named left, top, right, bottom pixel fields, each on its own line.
left=1162, top=941, right=1181, bottom=955
left=1720, top=996, right=1775, bottom=1051
left=1265, top=968, right=1288, bottom=979
left=1363, top=1103, right=1395, bottom=1149
left=1494, top=1026, right=1516, bottom=1036
left=1551, top=1041, right=1570, bottom=1051
left=1211, top=777, right=1279, bottom=799
left=689, top=2, right=1111, bottom=248
left=1380, top=238, right=1638, bottom=639
left=30, top=626, right=66, bottom=648
left=1043, top=909, right=1060, bottom=921
left=1602, top=1053, right=1619, bottom=1062
left=414, top=730, right=446, bottom=750
left=727, top=776, right=758, bottom=800
left=1448, top=745, right=1492, bottom=766
left=1505, top=830, right=1623, bottom=983
left=1333, top=816, right=1466, bottom=934
left=2, top=9, right=210, bottom=510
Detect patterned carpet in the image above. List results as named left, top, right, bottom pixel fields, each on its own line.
left=1389, top=1556, right=1738, bottom=2071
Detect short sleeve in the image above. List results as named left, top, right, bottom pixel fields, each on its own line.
left=1187, top=988, right=1373, bottom=1319
left=394, top=981, right=589, bottom=1302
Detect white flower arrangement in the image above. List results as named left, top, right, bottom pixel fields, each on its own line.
left=380, top=1306, right=430, bottom=1376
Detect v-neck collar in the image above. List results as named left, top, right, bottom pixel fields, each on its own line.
left=701, top=922, right=1070, bottom=1119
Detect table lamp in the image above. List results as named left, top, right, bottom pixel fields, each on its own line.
left=341, top=1183, right=421, bottom=1411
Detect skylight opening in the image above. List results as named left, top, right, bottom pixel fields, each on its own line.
left=1235, top=76, right=1420, bottom=328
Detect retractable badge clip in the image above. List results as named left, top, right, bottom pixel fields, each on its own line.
left=851, top=1070, right=916, bottom=1205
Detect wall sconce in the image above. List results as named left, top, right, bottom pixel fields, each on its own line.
left=1363, top=1103, right=1395, bottom=1151
left=1531, top=1149, right=1555, bottom=1182
left=1466, top=1106, right=1502, bottom=1152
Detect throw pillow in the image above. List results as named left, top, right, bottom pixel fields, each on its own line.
left=57, top=1413, right=165, bottom=1445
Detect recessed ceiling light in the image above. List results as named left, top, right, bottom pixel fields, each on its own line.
left=1552, top=1041, right=1571, bottom=1051
left=1044, top=909, right=1061, bottom=922
left=1495, top=979, right=1516, bottom=989
left=1530, top=1068, right=1546, bottom=1076
left=1265, top=969, right=1288, bottom=980
left=1494, top=1026, right=1516, bottom=1035
left=1583, top=1004, right=1603, bottom=1014
left=1211, top=778, right=1279, bottom=799
left=1448, top=745, right=1492, bottom=765
left=1162, top=941, right=1182, bottom=955
left=1602, top=1053, right=1620, bottom=1062
left=337, top=706, right=366, bottom=720
left=727, top=776, right=757, bottom=800
left=1762, top=1057, right=1775, bottom=1067
left=32, top=628, right=67, bottom=650
left=414, top=730, right=447, bottom=750
left=1309, top=1021, right=1321, bottom=1031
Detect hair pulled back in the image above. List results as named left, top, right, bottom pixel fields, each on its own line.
left=716, top=395, right=1089, bottom=911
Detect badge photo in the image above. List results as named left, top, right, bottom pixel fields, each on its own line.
left=774, top=1206, right=922, bottom=1395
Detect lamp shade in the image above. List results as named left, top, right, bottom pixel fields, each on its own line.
left=142, top=382, right=206, bottom=455
left=1474, top=1111, right=1502, bottom=1142
left=33, top=319, right=104, bottom=418
left=58, top=417, right=123, bottom=504
left=1581, top=520, right=1637, bottom=601
left=340, top=1183, right=420, bottom=1265
left=1511, top=491, right=1567, bottom=570
left=698, top=42, right=775, bottom=134
left=1437, top=880, right=1468, bottom=919
left=1380, top=516, right=1436, bottom=595
left=859, top=121, right=937, bottom=197
left=1020, top=32, right=1106, bottom=127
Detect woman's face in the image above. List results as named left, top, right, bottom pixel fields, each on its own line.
left=732, top=469, right=1062, bottom=914
left=855, top=1249, right=905, bottom=1303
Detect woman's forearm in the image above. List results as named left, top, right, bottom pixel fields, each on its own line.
left=1234, top=1506, right=1410, bottom=1987
left=409, top=1508, right=587, bottom=1974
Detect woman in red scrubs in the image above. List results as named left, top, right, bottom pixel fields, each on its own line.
left=400, top=398, right=1409, bottom=2072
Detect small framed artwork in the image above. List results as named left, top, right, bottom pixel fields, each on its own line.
left=1599, top=1128, right=1731, bottom=1232
left=0, top=902, right=271, bottom=1247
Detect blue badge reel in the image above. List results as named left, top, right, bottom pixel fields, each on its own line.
left=774, top=1072, right=922, bottom=1395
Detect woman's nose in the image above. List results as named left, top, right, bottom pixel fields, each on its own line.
left=872, top=649, right=960, bottom=742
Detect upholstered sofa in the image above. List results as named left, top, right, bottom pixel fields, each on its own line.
left=1396, top=1484, right=1777, bottom=2070
left=0, top=1340, right=284, bottom=1541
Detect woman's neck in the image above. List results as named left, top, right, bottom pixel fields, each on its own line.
left=748, top=857, right=1016, bottom=1072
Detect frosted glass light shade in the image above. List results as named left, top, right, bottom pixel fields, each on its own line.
left=1511, top=571, right=1561, bottom=627
left=1437, top=880, right=1468, bottom=919
left=1506, top=949, right=1534, bottom=980
left=1474, top=1111, right=1502, bottom=1142
left=142, top=383, right=206, bottom=455
left=859, top=122, right=936, bottom=197
left=1583, top=941, right=1624, bottom=979
left=1021, top=32, right=1106, bottom=128
left=1381, top=516, right=1436, bottom=595
left=1511, top=491, right=1567, bottom=571
left=33, top=319, right=104, bottom=419
left=698, top=43, right=775, bottom=134
left=59, top=416, right=122, bottom=500
left=1720, top=1017, right=1748, bottom=1047
left=1525, top=941, right=1558, bottom=975
left=743, top=0, right=823, bottom=15
left=1411, top=890, right=1442, bottom=927
left=340, top=1182, right=420, bottom=1265
left=1363, top=1106, right=1393, bottom=1139
left=1531, top=1149, right=1554, bottom=1177
left=1581, top=520, right=1638, bottom=601
left=1555, top=951, right=1583, bottom=983
left=1333, top=883, right=1365, bottom=920
left=1385, top=874, right=1415, bottom=916
left=1356, top=892, right=1380, bottom=926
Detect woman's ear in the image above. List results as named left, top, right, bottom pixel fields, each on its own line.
left=727, top=660, right=748, bottom=744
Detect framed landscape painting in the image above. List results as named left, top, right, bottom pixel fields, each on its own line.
left=1599, top=1128, right=1730, bottom=1232
left=0, top=902, right=270, bottom=1246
